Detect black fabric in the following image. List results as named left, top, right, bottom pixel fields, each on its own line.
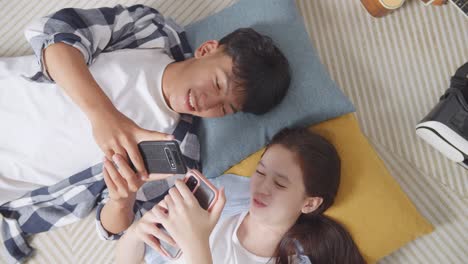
left=452, top=62, right=468, bottom=102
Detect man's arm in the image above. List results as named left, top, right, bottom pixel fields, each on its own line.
left=24, top=5, right=185, bottom=176
left=95, top=190, right=137, bottom=240
left=42, top=42, right=159, bottom=178
left=97, top=154, right=145, bottom=236
left=24, top=5, right=192, bottom=82
left=99, top=193, right=136, bottom=235
left=43, top=43, right=116, bottom=128
left=97, top=151, right=175, bottom=236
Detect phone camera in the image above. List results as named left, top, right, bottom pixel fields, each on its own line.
left=186, top=176, right=198, bottom=191
left=172, top=150, right=182, bottom=165
left=165, top=148, right=176, bottom=169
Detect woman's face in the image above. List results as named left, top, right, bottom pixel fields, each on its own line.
left=249, top=144, right=317, bottom=226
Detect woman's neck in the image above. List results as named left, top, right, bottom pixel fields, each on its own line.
left=237, top=212, right=293, bottom=258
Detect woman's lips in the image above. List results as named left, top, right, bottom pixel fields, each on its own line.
left=253, top=198, right=267, bottom=208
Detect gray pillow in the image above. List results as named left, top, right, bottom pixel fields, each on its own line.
left=186, top=0, right=354, bottom=178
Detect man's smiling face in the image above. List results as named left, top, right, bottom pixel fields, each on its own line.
left=162, top=40, right=245, bottom=118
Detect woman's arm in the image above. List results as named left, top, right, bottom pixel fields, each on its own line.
left=182, top=242, right=213, bottom=264
left=115, top=224, right=146, bottom=264
left=115, top=201, right=178, bottom=263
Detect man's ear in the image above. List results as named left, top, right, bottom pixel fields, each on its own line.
left=194, top=40, right=220, bottom=58
left=301, top=197, right=323, bottom=214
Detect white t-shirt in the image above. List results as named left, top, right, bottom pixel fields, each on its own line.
left=0, top=48, right=178, bottom=205
left=208, top=212, right=275, bottom=264
left=146, top=212, right=274, bottom=264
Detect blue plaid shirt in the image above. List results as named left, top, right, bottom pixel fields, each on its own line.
left=0, top=5, right=200, bottom=263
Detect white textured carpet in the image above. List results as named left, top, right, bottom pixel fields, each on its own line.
left=0, top=0, right=466, bottom=263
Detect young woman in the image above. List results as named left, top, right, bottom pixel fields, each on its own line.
left=116, top=127, right=365, bottom=264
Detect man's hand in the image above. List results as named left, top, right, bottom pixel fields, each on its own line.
left=44, top=43, right=174, bottom=179
left=100, top=152, right=175, bottom=236
left=103, top=153, right=175, bottom=203
left=92, top=108, right=174, bottom=179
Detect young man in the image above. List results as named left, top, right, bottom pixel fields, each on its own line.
left=0, top=5, right=290, bottom=206
left=0, top=4, right=290, bottom=236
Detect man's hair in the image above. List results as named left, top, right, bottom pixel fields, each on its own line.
left=219, top=28, right=291, bottom=115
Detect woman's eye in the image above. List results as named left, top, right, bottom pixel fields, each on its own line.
left=255, top=170, right=265, bottom=176
left=275, top=182, right=286, bottom=189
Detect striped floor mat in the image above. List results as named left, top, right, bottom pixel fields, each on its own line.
left=0, top=0, right=466, bottom=263
left=297, top=0, right=468, bottom=197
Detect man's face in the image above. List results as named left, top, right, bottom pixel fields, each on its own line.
left=163, top=40, right=246, bottom=118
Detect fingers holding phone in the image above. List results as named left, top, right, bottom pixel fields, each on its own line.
left=103, top=139, right=188, bottom=202
left=129, top=140, right=187, bottom=182
left=132, top=141, right=187, bottom=178
left=134, top=129, right=175, bottom=178
left=172, top=179, right=226, bottom=228
left=144, top=173, right=175, bottom=182
left=154, top=171, right=226, bottom=258
left=91, top=108, right=174, bottom=179
left=103, top=154, right=143, bottom=202
left=208, top=186, right=226, bottom=227
left=131, top=205, right=177, bottom=257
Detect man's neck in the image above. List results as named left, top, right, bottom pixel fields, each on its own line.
left=161, top=61, right=178, bottom=110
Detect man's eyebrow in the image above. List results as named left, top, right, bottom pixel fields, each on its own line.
left=222, top=71, right=239, bottom=114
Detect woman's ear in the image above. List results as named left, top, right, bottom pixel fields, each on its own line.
left=301, top=197, right=323, bottom=214
left=194, top=40, right=220, bottom=58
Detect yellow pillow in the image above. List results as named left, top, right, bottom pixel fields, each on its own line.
left=225, top=113, right=433, bottom=263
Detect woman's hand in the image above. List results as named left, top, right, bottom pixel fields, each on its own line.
left=91, top=108, right=174, bottom=179
left=129, top=205, right=178, bottom=258
left=153, top=179, right=226, bottom=253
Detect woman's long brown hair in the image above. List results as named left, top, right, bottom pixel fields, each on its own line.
left=266, top=127, right=366, bottom=264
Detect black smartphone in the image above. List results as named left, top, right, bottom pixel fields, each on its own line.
left=130, top=140, right=187, bottom=174
left=159, top=170, right=219, bottom=259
